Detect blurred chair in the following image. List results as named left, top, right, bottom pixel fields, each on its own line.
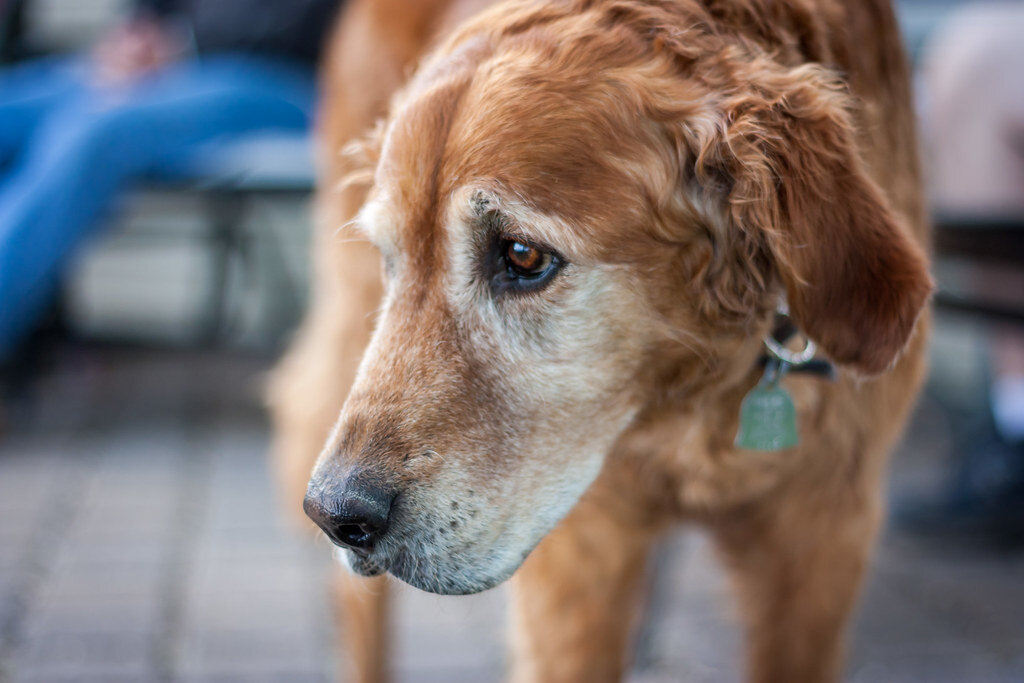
left=0, top=0, right=30, bottom=64
left=119, top=133, right=315, bottom=346
left=932, top=215, right=1024, bottom=325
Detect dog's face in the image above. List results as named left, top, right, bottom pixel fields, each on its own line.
left=311, top=77, right=662, bottom=593
left=305, top=1, right=932, bottom=594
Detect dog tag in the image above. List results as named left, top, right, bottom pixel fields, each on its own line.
left=735, top=362, right=798, bottom=451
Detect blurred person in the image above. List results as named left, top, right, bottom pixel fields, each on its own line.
left=0, top=0, right=342, bottom=366
left=913, top=1, right=1024, bottom=541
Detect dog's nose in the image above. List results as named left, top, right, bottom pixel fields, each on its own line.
left=303, top=481, right=395, bottom=552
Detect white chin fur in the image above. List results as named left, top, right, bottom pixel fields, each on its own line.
left=333, top=546, right=353, bottom=570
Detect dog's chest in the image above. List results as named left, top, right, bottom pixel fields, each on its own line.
left=611, top=377, right=830, bottom=513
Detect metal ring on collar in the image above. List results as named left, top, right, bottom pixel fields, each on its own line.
left=763, top=334, right=817, bottom=366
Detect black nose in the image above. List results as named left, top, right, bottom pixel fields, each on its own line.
left=303, top=479, right=395, bottom=552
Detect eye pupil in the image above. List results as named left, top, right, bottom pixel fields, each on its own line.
left=506, top=241, right=549, bottom=275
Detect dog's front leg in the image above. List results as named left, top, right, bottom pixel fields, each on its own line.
left=333, top=570, right=391, bottom=683
left=710, top=459, right=885, bottom=683
left=508, top=491, right=657, bottom=683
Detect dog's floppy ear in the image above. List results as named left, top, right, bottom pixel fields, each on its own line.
left=689, top=60, right=932, bottom=375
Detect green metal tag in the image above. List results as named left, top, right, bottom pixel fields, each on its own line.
left=734, top=382, right=799, bottom=451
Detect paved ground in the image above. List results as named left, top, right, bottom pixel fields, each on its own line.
left=0, top=343, right=1022, bottom=682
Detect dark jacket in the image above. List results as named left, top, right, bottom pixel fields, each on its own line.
left=134, top=0, right=343, bottom=65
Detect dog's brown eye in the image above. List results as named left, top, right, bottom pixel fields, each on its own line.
left=488, top=235, right=562, bottom=295
left=505, top=240, right=552, bottom=278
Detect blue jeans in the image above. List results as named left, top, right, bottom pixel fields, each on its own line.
left=0, top=55, right=316, bottom=360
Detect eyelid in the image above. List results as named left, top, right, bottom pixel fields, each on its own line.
left=499, top=232, right=562, bottom=262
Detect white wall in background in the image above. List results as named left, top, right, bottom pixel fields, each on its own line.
left=28, top=0, right=122, bottom=51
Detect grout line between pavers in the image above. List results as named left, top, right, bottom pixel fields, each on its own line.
left=153, top=422, right=214, bottom=683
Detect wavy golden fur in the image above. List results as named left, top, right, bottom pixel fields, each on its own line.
left=269, top=0, right=932, bottom=681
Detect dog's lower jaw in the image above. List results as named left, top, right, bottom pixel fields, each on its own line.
left=333, top=543, right=532, bottom=596
left=334, top=547, right=387, bottom=577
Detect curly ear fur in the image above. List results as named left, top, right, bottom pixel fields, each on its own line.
left=679, top=54, right=932, bottom=375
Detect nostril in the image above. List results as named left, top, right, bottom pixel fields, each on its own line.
left=327, top=512, right=388, bottom=551
left=336, top=522, right=376, bottom=549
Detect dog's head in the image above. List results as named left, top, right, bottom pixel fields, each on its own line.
left=304, top=0, right=931, bottom=594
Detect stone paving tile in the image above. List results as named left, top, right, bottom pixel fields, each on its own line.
left=191, top=531, right=311, bottom=563
left=9, top=630, right=155, bottom=677
left=0, top=453, right=64, bottom=547
left=851, top=578, right=962, bottom=661
left=175, top=628, right=325, bottom=678
left=865, top=551, right=1024, bottom=661
left=11, top=673, right=158, bottom=683
left=186, top=560, right=311, bottom=597
left=37, top=572, right=164, bottom=620
left=392, top=583, right=507, bottom=674
left=70, top=503, right=179, bottom=539
left=50, top=538, right=171, bottom=572
left=634, top=533, right=743, bottom=681
left=848, top=646, right=1024, bottom=683
left=0, top=529, right=32, bottom=573
left=0, top=571, right=26, bottom=643
left=201, top=499, right=287, bottom=538
left=181, top=593, right=318, bottom=638
left=178, top=673, right=332, bottom=683
left=22, top=589, right=165, bottom=636
left=393, top=665, right=504, bottom=683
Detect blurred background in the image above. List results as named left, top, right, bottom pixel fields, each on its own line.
left=0, top=0, right=1022, bottom=681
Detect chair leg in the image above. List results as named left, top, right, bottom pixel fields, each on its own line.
left=201, top=192, right=246, bottom=345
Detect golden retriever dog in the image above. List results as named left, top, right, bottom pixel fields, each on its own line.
left=269, top=0, right=932, bottom=681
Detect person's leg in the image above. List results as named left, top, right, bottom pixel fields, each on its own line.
left=0, top=56, right=86, bottom=167
left=106, top=55, right=318, bottom=176
left=0, top=55, right=316, bottom=359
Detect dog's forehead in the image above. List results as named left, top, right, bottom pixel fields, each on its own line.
left=371, top=73, right=471, bottom=257
left=367, top=34, right=500, bottom=247
left=371, top=33, right=662, bottom=263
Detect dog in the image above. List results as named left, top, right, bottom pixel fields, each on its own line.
left=269, top=0, right=933, bottom=680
